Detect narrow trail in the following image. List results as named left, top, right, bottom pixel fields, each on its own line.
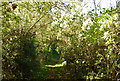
left=48, top=68, right=55, bottom=79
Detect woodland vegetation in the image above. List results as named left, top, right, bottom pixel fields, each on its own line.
left=1, top=1, right=120, bottom=80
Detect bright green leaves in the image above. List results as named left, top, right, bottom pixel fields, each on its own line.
left=2, top=2, right=56, bottom=79
left=2, top=1, right=120, bottom=79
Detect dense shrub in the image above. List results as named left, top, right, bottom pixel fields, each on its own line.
left=1, top=2, right=120, bottom=80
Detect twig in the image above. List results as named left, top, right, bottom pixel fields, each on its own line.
left=24, top=14, right=46, bottom=36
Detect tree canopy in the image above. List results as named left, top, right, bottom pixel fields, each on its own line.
left=1, top=1, right=120, bottom=80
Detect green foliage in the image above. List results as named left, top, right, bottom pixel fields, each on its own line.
left=1, top=1, right=120, bottom=80
left=2, top=2, right=54, bottom=79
